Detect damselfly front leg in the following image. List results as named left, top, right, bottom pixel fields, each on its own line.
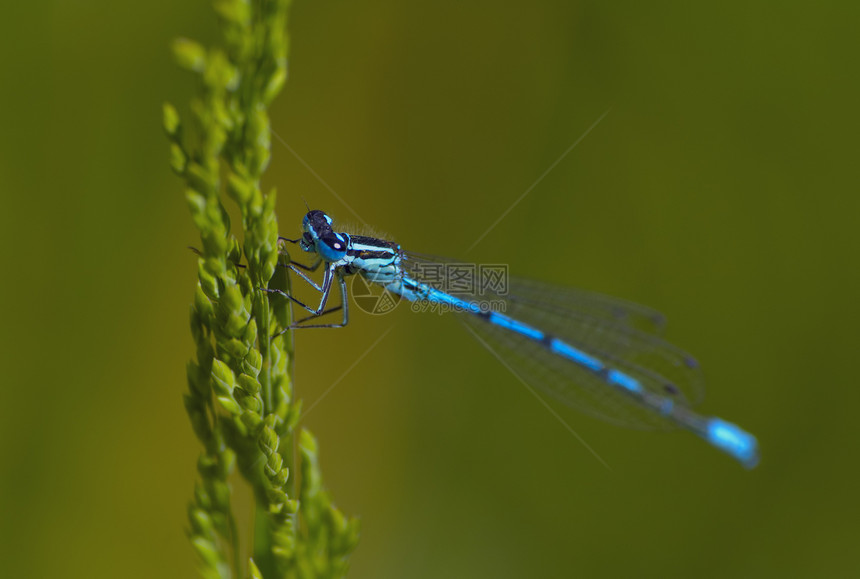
left=289, top=270, right=349, bottom=329
left=262, top=262, right=350, bottom=329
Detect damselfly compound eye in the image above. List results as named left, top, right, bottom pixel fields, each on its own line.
left=317, top=232, right=348, bottom=261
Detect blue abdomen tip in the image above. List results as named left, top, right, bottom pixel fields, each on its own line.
left=707, top=418, right=759, bottom=468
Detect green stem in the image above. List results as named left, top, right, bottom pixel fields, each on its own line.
left=253, top=504, right=275, bottom=577
left=166, top=2, right=360, bottom=576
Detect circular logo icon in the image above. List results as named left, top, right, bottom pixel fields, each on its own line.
left=351, top=275, right=400, bottom=315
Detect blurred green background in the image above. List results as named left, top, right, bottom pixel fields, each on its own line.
left=2, top=1, right=858, bottom=577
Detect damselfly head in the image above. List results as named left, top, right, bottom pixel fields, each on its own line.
left=302, top=209, right=333, bottom=235
left=300, top=210, right=348, bottom=261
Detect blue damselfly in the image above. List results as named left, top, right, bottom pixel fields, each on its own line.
left=265, top=210, right=759, bottom=468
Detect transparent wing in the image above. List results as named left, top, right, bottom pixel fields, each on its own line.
left=401, top=251, right=705, bottom=430
left=504, top=278, right=667, bottom=335
left=404, top=250, right=667, bottom=334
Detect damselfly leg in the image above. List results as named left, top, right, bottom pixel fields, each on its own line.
left=265, top=238, right=350, bottom=329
